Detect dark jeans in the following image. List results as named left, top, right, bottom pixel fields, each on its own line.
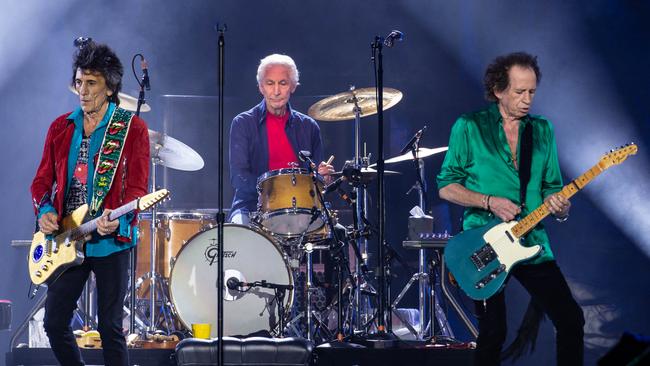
left=473, top=260, right=585, bottom=366
left=44, top=249, right=130, bottom=366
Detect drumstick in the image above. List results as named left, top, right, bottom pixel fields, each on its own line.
left=325, top=155, right=335, bottom=165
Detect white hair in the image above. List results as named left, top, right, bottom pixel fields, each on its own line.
left=256, top=54, right=300, bottom=87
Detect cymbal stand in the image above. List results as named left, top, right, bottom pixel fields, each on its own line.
left=390, top=144, right=430, bottom=339
left=349, top=91, right=377, bottom=333
left=143, top=158, right=175, bottom=334
left=148, top=159, right=159, bottom=333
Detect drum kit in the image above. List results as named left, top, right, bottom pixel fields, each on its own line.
left=76, top=85, right=447, bottom=344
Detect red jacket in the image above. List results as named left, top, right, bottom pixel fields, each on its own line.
left=31, top=111, right=150, bottom=224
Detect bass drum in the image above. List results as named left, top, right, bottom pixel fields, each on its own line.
left=169, top=224, right=294, bottom=337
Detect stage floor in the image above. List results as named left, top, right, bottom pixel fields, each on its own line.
left=7, top=344, right=474, bottom=365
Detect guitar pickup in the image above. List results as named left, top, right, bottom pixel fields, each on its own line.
left=470, top=244, right=498, bottom=271
left=475, top=264, right=506, bottom=289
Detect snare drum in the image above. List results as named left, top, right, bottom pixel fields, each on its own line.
left=255, top=168, right=325, bottom=238
left=169, top=224, right=294, bottom=337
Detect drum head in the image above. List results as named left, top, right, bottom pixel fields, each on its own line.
left=169, top=224, right=293, bottom=337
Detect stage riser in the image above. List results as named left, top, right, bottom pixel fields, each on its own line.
left=7, top=347, right=473, bottom=366
left=314, top=348, right=474, bottom=366
left=7, top=348, right=175, bottom=366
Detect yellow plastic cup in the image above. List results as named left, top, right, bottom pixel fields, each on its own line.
left=192, top=323, right=211, bottom=339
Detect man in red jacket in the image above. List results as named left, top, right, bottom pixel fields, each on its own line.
left=31, top=39, right=149, bottom=366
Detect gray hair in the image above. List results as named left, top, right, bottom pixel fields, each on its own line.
left=256, top=54, right=300, bottom=87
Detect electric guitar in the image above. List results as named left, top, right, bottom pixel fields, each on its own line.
left=28, top=189, right=170, bottom=285
left=444, top=144, right=637, bottom=300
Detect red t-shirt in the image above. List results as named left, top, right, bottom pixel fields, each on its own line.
left=266, top=112, right=298, bottom=170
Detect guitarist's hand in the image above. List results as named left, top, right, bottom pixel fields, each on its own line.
left=38, top=212, right=59, bottom=234
left=97, top=210, right=119, bottom=236
left=545, top=193, right=571, bottom=218
left=488, top=196, right=521, bottom=222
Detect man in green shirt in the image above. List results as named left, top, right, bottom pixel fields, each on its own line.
left=437, top=52, right=584, bottom=365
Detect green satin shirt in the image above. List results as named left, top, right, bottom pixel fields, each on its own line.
left=437, top=103, right=563, bottom=264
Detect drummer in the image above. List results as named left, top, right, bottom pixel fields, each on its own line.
left=228, top=53, right=334, bottom=224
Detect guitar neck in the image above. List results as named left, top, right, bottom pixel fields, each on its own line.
left=511, top=161, right=606, bottom=238
left=70, top=200, right=138, bottom=240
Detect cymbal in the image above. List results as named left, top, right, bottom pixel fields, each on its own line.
left=148, top=129, right=204, bottom=171
left=332, top=167, right=401, bottom=184
left=370, top=147, right=448, bottom=167
left=308, top=87, right=403, bottom=121
left=68, top=85, right=151, bottom=112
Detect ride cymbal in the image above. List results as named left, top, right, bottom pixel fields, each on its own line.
left=308, top=87, right=402, bottom=122
left=370, top=147, right=449, bottom=167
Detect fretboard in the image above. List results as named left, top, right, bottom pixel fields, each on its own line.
left=69, top=200, right=138, bottom=240
left=510, top=162, right=605, bottom=238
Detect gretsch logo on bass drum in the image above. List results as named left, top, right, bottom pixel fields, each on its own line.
left=204, top=240, right=237, bottom=265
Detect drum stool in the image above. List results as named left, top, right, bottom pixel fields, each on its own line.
left=175, top=337, right=313, bottom=366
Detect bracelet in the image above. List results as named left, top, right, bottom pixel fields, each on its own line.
left=487, top=195, right=492, bottom=210
left=555, top=214, right=569, bottom=223
left=481, top=194, right=491, bottom=210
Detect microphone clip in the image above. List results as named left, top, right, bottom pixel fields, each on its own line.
left=399, top=125, right=427, bottom=155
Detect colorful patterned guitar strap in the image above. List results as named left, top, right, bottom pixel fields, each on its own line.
left=89, top=108, right=134, bottom=216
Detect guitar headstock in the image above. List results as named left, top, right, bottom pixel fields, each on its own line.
left=138, top=189, right=170, bottom=211
left=599, top=143, right=638, bottom=169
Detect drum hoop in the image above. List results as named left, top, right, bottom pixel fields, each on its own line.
left=256, top=167, right=310, bottom=184
left=138, top=210, right=218, bottom=221
left=257, top=209, right=325, bottom=238
left=167, top=223, right=295, bottom=333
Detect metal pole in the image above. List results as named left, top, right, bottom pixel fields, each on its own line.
left=148, top=161, right=158, bottom=332
left=416, top=157, right=428, bottom=339
left=216, top=24, right=227, bottom=366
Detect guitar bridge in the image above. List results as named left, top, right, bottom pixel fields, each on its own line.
left=475, top=264, right=506, bottom=289
left=470, top=244, right=498, bottom=271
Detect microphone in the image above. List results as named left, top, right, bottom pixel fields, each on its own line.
left=73, top=37, right=92, bottom=49
left=399, top=125, right=427, bottom=155
left=308, top=206, right=321, bottom=227
left=226, top=277, right=241, bottom=290
left=297, top=150, right=312, bottom=163
left=298, top=150, right=317, bottom=171
left=227, top=278, right=294, bottom=291
left=383, top=30, right=404, bottom=48
left=323, top=176, right=346, bottom=195
left=141, top=58, right=151, bottom=90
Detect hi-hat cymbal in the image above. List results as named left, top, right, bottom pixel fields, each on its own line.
left=308, top=87, right=403, bottom=122
left=370, top=146, right=448, bottom=167
left=68, top=85, right=151, bottom=112
left=148, top=129, right=204, bottom=171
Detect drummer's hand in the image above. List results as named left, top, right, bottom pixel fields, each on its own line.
left=97, top=209, right=119, bottom=236
left=318, top=162, right=335, bottom=183
left=38, top=212, right=59, bottom=234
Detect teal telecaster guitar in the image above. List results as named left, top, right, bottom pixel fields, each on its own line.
left=444, top=144, right=637, bottom=300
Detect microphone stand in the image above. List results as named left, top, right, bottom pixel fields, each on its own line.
left=366, top=34, right=398, bottom=347
left=215, top=24, right=227, bottom=366
left=131, top=54, right=147, bottom=337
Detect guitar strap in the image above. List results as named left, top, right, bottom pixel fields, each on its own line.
left=89, top=108, right=134, bottom=216
left=518, top=122, right=533, bottom=208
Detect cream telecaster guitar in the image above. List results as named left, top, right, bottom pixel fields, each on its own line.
left=444, top=144, right=638, bottom=300
left=28, top=189, right=169, bottom=285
